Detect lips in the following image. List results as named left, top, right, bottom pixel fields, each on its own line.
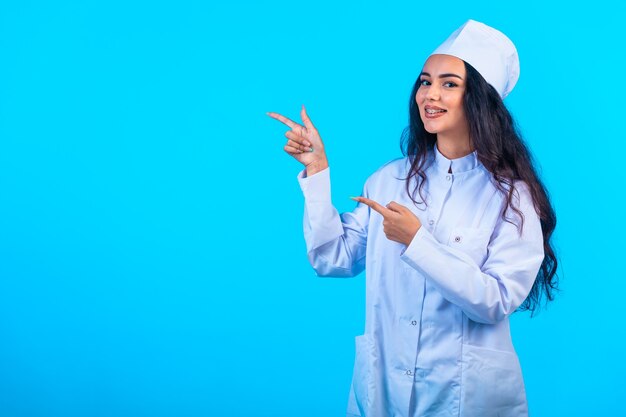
left=424, top=106, right=446, bottom=119
left=425, top=105, right=446, bottom=114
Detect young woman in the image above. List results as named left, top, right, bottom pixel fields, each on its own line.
left=267, top=19, right=558, bottom=417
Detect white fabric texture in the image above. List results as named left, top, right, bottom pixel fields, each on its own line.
left=429, top=19, right=520, bottom=99
left=297, top=144, right=544, bottom=417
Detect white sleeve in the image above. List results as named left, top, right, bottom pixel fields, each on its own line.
left=399, top=182, right=545, bottom=324
left=297, top=166, right=370, bottom=277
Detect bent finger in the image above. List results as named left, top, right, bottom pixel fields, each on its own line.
left=287, top=139, right=311, bottom=153
left=284, top=144, right=303, bottom=154
left=386, top=201, right=407, bottom=213
left=285, top=131, right=312, bottom=148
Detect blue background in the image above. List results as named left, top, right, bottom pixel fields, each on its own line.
left=1, top=0, right=624, bottom=416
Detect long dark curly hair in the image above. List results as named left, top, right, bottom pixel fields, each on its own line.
left=400, top=60, right=559, bottom=316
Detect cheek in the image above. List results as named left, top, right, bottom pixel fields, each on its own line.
left=456, top=100, right=466, bottom=118
left=415, top=89, right=425, bottom=103
left=454, top=93, right=465, bottom=109
left=449, top=96, right=465, bottom=116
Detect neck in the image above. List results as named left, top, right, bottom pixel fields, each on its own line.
left=436, top=132, right=473, bottom=159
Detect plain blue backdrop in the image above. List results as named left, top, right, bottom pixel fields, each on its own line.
left=1, top=0, right=624, bottom=416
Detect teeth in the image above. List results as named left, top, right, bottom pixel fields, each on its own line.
left=426, top=108, right=445, bottom=114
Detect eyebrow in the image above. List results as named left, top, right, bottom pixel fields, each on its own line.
left=419, top=72, right=464, bottom=80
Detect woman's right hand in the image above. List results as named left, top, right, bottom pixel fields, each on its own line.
left=267, top=105, right=329, bottom=176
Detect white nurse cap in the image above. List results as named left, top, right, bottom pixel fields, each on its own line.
left=428, top=19, right=520, bottom=99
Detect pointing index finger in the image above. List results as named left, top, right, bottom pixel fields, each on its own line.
left=351, top=196, right=392, bottom=218
left=266, top=111, right=301, bottom=131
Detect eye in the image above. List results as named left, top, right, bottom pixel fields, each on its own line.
left=444, top=81, right=458, bottom=87
left=419, top=79, right=430, bottom=86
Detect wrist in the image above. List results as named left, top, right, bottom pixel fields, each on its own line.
left=405, top=224, right=421, bottom=246
left=305, top=160, right=329, bottom=176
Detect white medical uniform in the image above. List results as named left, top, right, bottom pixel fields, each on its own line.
left=296, top=143, right=544, bottom=417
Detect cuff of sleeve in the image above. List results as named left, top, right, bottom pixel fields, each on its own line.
left=400, top=225, right=433, bottom=269
left=297, top=166, right=332, bottom=202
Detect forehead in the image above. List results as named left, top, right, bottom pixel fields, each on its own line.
left=421, top=54, right=466, bottom=77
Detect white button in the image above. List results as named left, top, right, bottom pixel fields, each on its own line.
left=454, top=236, right=462, bottom=243
left=411, top=320, right=417, bottom=325
left=405, top=369, right=413, bottom=376
left=428, top=219, right=434, bottom=226
left=446, top=175, right=451, bottom=181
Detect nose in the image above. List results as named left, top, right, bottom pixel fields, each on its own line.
left=426, top=83, right=440, bottom=101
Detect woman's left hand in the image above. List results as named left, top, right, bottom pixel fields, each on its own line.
left=351, top=197, right=422, bottom=246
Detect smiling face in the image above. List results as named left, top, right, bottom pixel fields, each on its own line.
left=415, top=54, right=469, bottom=139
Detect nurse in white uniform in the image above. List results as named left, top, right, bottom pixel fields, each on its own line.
left=267, top=19, right=558, bottom=417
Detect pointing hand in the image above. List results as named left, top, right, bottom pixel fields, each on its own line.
left=267, top=105, right=329, bottom=175
left=351, top=197, right=422, bottom=246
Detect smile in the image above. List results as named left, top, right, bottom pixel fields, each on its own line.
left=425, top=109, right=446, bottom=119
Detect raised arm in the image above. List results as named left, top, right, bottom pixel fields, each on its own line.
left=297, top=167, right=370, bottom=277
left=267, top=105, right=370, bottom=277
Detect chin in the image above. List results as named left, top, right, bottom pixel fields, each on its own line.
left=423, top=125, right=439, bottom=134
left=420, top=117, right=441, bottom=134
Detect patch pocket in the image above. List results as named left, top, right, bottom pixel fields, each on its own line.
left=350, top=334, right=374, bottom=416
left=448, top=227, right=492, bottom=266
left=460, top=344, right=528, bottom=417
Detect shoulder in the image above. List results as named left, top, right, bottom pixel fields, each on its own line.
left=492, top=176, right=539, bottom=225
left=499, top=178, right=535, bottom=208
left=511, top=180, right=538, bottom=215
left=478, top=166, right=532, bottom=200
left=364, top=157, right=410, bottom=188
